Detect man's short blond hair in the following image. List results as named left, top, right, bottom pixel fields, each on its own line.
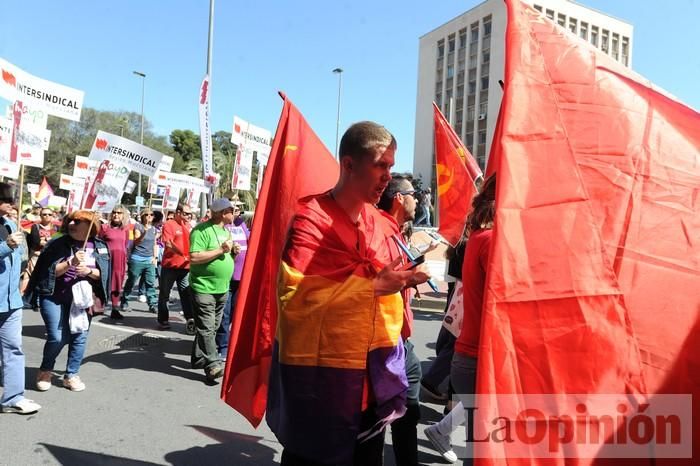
left=339, top=121, right=396, bottom=162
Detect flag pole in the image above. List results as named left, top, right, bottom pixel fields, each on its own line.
left=82, top=211, right=98, bottom=251
left=18, top=164, right=25, bottom=210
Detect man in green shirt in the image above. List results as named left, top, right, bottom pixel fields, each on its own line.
left=189, top=198, right=241, bottom=381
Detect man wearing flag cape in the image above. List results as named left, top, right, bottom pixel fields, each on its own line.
left=267, top=121, right=427, bottom=465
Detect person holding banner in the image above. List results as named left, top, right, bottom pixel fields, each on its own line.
left=189, top=198, right=240, bottom=382
left=99, top=205, right=131, bottom=320
left=0, top=183, right=41, bottom=414
left=26, top=210, right=111, bottom=393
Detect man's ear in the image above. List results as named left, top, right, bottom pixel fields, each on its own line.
left=340, top=156, right=353, bottom=172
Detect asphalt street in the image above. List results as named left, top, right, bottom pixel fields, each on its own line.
left=1, top=294, right=453, bottom=466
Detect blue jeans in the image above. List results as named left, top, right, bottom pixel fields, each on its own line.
left=216, top=280, right=239, bottom=358
left=123, top=258, right=157, bottom=308
left=39, top=296, right=90, bottom=377
left=0, top=309, right=26, bottom=407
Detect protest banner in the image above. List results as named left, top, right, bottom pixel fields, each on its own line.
left=125, top=180, right=137, bottom=194
left=82, top=159, right=130, bottom=213
left=161, top=185, right=181, bottom=211
left=88, top=130, right=164, bottom=177
left=231, top=116, right=272, bottom=191
left=0, top=57, right=84, bottom=121
left=27, top=183, right=40, bottom=198
left=59, top=173, right=86, bottom=192
left=0, top=160, right=19, bottom=178
left=198, top=75, right=216, bottom=185
left=73, top=155, right=98, bottom=179
left=146, top=155, right=174, bottom=194
left=48, top=195, right=67, bottom=207
left=154, top=170, right=209, bottom=192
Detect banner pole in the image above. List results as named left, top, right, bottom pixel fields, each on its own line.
left=82, top=211, right=98, bottom=250
left=18, top=164, right=25, bottom=210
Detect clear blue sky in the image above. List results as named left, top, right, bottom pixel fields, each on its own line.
left=1, top=0, right=698, bottom=172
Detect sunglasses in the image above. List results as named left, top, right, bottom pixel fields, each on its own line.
left=143, top=213, right=154, bottom=217
left=397, top=190, right=417, bottom=198
left=41, top=213, right=54, bottom=217
left=112, top=211, right=123, bottom=215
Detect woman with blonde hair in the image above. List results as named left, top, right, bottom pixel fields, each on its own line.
left=25, top=210, right=111, bottom=392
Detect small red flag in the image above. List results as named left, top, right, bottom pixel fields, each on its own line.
left=221, top=93, right=339, bottom=427
left=433, top=102, right=482, bottom=245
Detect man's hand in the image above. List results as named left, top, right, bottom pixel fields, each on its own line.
left=407, top=268, right=431, bottom=288
left=231, top=243, right=242, bottom=255
left=5, top=232, right=24, bottom=249
left=374, top=257, right=422, bottom=297
left=221, top=240, right=234, bottom=254
left=75, top=265, right=92, bottom=277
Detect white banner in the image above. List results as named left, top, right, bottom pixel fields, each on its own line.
left=0, top=160, right=19, bottom=179
left=48, top=195, right=67, bottom=207
left=0, top=57, right=84, bottom=121
left=230, top=116, right=272, bottom=160
left=186, top=189, right=201, bottom=210
left=88, top=130, right=164, bottom=177
left=0, top=104, right=50, bottom=167
left=231, top=146, right=254, bottom=191
left=73, top=155, right=98, bottom=179
left=146, top=155, right=174, bottom=194
left=198, top=74, right=216, bottom=185
left=27, top=183, right=40, bottom=194
left=124, top=180, right=137, bottom=194
left=0, top=117, right=10, bottom=161
left=154, top=170, right=209, bottom=192
left=82, top=159, right=131, bottom=213
left=162, top=185, right=181, bottom=211
left=59, top=173, right=86, bottom=192
left=256, top=162, right=266, bottom=198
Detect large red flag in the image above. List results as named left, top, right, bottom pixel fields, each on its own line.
left=221, top=93, right=339, bottom=426
left=433, top=102, right=482, bottom=245
left=475, top=1, right=700, bottom=464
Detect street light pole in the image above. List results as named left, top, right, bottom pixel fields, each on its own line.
left=133, top=70, right=146, bottom=212
left=332, top=68, right=343, bottom=160
left=203, top=0, right=215, bottom=216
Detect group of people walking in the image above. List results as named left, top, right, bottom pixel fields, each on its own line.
left=0, top=182, right=250, bottom=415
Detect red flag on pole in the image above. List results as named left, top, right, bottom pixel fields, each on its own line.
left=475, top=0, right=700, bottom=463
left=221, top=93, right=339, bottom=427
left=433, top=102, right=482, bottom=245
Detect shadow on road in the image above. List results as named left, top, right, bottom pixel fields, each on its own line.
left=41, top=443, right=160, bottom=465
left=413, top=310, right=445, bottom=322
left=164, top=426, right=277, bottom=465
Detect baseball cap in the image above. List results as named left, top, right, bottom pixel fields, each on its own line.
left=210, top=198, right=234, bottom=212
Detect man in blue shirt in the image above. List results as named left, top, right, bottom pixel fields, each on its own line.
left=0, top=182, right=41, bottom=414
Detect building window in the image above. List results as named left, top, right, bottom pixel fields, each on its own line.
left=601, top=29, right=609, bottom=52
left=534, top=4, right=542, bottom=12
left=465, top=132, right=473, bottom=146
left=557, top=13, right=566, bottom=27
left=622, top=36, right=629, bottom=66
left=569, top=18, right=577, bottom=34
left=545, top=9, right=554, bottom=20
left=453, top=121, right=462, bottom=135
left=435, top=81, right=442, bottom=93
left=447, top=65, right=454, bottom=78
left=612, top=33, right=619, bottom=60
left=469, top=68, right=477, bottom=81
left=478, top=130, right=487, bottom=145
left=481, top=76, right=489, bottom=90
left=467, top=106, right=475, bottom=121
left=591, top=26, right=599, bottom=47
left=471, top=23, right=479, bottom=42
left=458, top=59, right=465, bottom=73
left=438, top=40, right=445, bottom=58
left=469, top=81, right=476, bottom=95
left=482, top=36, right=491, bottom=50
left=448, top=35, right=456, bottom=53
left=482, top=49, right=490, bottom=63
left=479, top=101, right=488, bottom=114
left=469, top=42, right=478, bottom=56
left=483, top=17, right=492, bottom=36
left=469, top=54, right=477, bottom=69
left=580, top=22, right=588, bottom=40
left=435, top=93, right=442, bottom=108
left=459, top=29, right=467, bottom=49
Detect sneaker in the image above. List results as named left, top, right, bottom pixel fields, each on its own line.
left=420, top=380, right=448, bottom=402
left=138, top=295, right=147, bottom=303
left=158, top=320, right=171, bottom=330
left=186, top=319, right=196, bottom=335
left=1, top=399, right=41, bottom=414
left=120, top=300, right=129, bottom=311
left=36, top=370, right=52, bottom=391
left=425, top=424, right=458, bottom=463
left=63, top=376, right=86, bottom=392
left=148, top=306, right=157, bottom=314
left=110, top=309, right=125, bottom=320
left=205, top=365, right=224, bottom=382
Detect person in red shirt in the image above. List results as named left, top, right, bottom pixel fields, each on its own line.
left=377, top=174, right=430, bottom=466
left=424, top=174, right=495, bottom=464
left=158, top=204, right=194, bottom=333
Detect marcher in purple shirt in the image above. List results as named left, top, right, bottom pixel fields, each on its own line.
left=216, top=203, right=250, bottom=359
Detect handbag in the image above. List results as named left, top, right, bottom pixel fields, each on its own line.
left=442, top=279, right=464, bottom=337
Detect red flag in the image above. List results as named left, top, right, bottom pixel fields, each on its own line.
left=475, top=1, right=700, bottom=463
left=221, top=93, right=339, bottom=426
left=433, top=102, right=482, bottom=245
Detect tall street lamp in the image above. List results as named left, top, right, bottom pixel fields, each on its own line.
left=332, top=68, right=343, bottom=160
left=133, top=70, right=146, bottom=208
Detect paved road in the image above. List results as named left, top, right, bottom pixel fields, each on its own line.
left=1, top=296, right=452, bottom=466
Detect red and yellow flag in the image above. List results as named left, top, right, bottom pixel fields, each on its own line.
left=433, top=102, right=482, bottom=245
left=221, top=93, right=339, bottom=427
left=476, top=1, right=700, bottom=464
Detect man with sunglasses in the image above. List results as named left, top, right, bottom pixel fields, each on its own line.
left=158, top=204, right=195, bottom=332
left=0, top=182, right=41, bottom=414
